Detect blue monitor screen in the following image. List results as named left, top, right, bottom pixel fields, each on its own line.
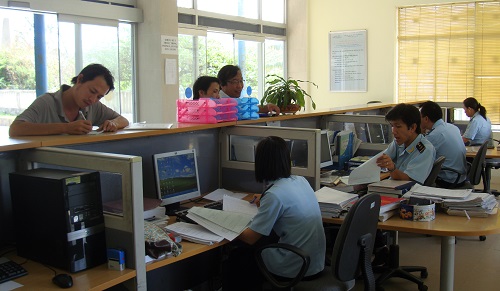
left=153, top=149, right=201, bottom=207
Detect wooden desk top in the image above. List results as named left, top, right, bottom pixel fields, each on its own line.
left=324, top=211, right=500, bottom=237
left=465, top=146, right=500, bottom=159
left=6, top=255, right=136, bottom=291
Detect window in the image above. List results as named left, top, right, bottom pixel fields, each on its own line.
left=398, top=2, right=500, bottom=124
left=178, top=0, right=286, bottom=100
left=0, top=2, right=138, bottom=125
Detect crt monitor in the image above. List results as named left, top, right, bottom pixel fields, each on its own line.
left=153, top=149, right=201, bottom=214
left=320, top=130, right=334, bottom=168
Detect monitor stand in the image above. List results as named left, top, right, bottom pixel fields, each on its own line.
left=164, top=202, right=189, bottom=216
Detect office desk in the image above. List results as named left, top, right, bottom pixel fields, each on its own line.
left=324, top=212, right=500, bottom=291
left=465, top=147, right=500, bottom=159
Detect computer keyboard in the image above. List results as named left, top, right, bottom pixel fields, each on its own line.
left=0, top=257, right=28, bottom=284
left=203, top=200, right=223, bottom=210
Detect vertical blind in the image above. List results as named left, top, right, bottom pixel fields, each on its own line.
left=398, top=2, right=500, bottom=124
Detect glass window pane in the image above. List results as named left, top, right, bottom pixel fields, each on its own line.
left=262, top=0, right=285, bottom=23
left=198, top=0, right=258, bottom=19
left=265, top=39, right=284, bottom=78
left=0, top=9, right=59, bottom=125
left=118, top=23, right=133, bottom=122
left=235, top=39, right=260, bottom=98
left=207, top=31, right=235, bottom=75
left=177, top=0, right=193, bottom=9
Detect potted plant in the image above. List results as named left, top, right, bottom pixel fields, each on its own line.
left=261, top=74, right=317, bottom=114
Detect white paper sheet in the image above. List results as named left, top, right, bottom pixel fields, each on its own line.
left=203, top=189, right=247, bottom=201
left=222, top=195, right=258, bottom=217
left=347, top=151, right=384, bottom=185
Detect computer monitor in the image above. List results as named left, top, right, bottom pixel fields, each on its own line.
left=320, top=130, right=334, bottom=168
left=153, top=149, right=201, bottom=214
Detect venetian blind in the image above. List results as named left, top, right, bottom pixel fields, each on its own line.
left=398, top=2, right=500, bottom=124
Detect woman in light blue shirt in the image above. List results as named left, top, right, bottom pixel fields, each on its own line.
left=462, top=97, right=491, bottom=146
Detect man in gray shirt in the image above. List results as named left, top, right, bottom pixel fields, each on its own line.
left=9, top=64, right=128, bottom=136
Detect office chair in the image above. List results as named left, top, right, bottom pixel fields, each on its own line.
left=423, top=156, right=445, bottom=186
left=484, top=138, right=500, bottom=196
left=372, top=159, right=446, bottom=291
left=255, top=194, right=381, bottom=291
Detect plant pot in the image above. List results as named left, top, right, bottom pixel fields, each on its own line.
left=280, top=104, right=301, bottom=114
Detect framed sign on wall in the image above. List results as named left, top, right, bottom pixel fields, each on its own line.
left=329, top=30, right=367, bottom=92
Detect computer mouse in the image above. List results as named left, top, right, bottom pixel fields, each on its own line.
left=52, top=273, right=73, bottom=288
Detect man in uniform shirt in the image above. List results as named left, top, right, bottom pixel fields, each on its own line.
left=419, top=101, right=467, bottom=188
left=376, top=103, right=436, bottom=184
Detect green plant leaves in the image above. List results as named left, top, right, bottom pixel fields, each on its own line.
left=261, top=74, right=317, bottom=111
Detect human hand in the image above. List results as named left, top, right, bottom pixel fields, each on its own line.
left=250, top=194, right=262, bottom=207
left=376, top=154, right=395, bottom=171
left=98, top=120, right=119, bottom=132
left=266, top=103, right=280, bottom=115
left=67, top=120, right=92, bottom=135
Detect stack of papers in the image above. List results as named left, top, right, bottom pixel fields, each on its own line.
left=164, top=222, right=224, bottom=245
left=378, top=195, right=405, bottom=222
left=314, top=187, right=358, bottom=217
left=405, top=184, right=472, bottom=201
left=442, top=193, right=498, bottom=217
left=368, top=180, right=416, bottom=196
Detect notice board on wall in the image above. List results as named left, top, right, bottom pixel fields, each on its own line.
left=329, top=30, right=367, bottom=92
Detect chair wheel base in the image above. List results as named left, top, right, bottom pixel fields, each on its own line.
left=419, top=284, right=428, bottom=291
left=421, top=270, right=428, bottom=278
left=479, top=235, right=486, bottom=241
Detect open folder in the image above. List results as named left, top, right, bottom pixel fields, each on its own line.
left=347, top=151, right=383, bottom=185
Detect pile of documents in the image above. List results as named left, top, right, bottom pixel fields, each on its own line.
left=368, top=180, right=416, bottom=197
left=378, top=195, right=405, bottom=222
left=404, top=184, right=498, bottom=218
left=314, top=187, right=359, bottom=218
left=442, top=193, right=498, bottom=217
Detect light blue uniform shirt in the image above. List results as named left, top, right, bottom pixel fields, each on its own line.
left=249, top=176, right=325, bottom=278
left=425, top=119, right=467, bottom=184
left=384, top=134, right=436, bottom=184
left=463, top=111, right=491, bottom=145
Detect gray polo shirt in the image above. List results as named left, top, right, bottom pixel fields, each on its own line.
left=15, top=85, right=120, bottom=126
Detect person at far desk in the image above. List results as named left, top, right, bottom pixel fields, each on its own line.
left=9, top=63, right=129, bottom=137
left=462, top=97, right=491, bottom=146
left=376, top=103, right=436, bottom=185
left=419, top=101, right=467, bottom=188
left=223, top=136, right=325, bottom=291
left=217, top=64, right=280, bottom=115
left=192, top=76, right=220, bottom=99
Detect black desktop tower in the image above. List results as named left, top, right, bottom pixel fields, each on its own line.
left=9, top=168, right=107, bottom=273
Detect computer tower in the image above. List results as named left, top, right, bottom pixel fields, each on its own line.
left=9, top=168, right=107, bottom=273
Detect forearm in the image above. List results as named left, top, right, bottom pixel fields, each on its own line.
left=111, top=116, right=129, bottom=129
left=237, top=227, right=262, bottom=245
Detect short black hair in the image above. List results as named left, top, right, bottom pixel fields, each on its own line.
left=386, top=103, right=421, bottom=134
left=254, top=136, right=291, bottom=183
left=193, top=76, right=220, bottom=99
left=217, top=65, right=241, bottom=86
left=71, top=64, right=115, bottom=94
left=419, top=101, right=442, bottom=123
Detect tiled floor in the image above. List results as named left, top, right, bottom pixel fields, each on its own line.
left=354, top=180, right=500, bottom=291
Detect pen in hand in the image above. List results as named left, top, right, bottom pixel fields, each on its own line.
left=79, top=110, right=86, bottom=120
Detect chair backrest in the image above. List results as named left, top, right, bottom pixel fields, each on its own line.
left=423, top=156, right=446, bottom=186
left=468, top=141, right=488, bottom=186
left=332, top=193, right=381, bottom=283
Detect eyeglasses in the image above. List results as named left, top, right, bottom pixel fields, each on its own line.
left=227, top=79, right=245, bottom=85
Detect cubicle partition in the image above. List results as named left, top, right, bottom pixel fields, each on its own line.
left=17, top=147, right=147, bottom=291
left=220, top=125, right=321, bottom=192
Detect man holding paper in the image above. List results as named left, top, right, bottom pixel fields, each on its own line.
left=376, top=103, right=436, bottom=184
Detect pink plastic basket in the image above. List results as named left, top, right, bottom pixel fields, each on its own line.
left=177, top=112, right=238, bottom=123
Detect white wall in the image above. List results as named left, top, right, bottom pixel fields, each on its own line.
left=288, top=0, right=476, bottom=111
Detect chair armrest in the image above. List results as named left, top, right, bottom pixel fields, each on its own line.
left=255, top=243, right=311, bottom=289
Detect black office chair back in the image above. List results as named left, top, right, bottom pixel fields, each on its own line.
left=332, top=193, right=381, bottom=285
left=468, top=141, right=488, bottom=186
left=423, top=156, right=446, bottom=186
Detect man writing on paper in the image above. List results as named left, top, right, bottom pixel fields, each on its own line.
left=9, top=64, right=128, bottom=136
left=419, top=101, right=467, bottom=188
left=376, top=103, right=436, bottom=184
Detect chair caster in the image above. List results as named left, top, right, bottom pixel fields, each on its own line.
left=421, top=270, right=428, bottom=278
left=418, top=284, right=428, bottom=291
left=480, top=235, right=486, bottom=241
